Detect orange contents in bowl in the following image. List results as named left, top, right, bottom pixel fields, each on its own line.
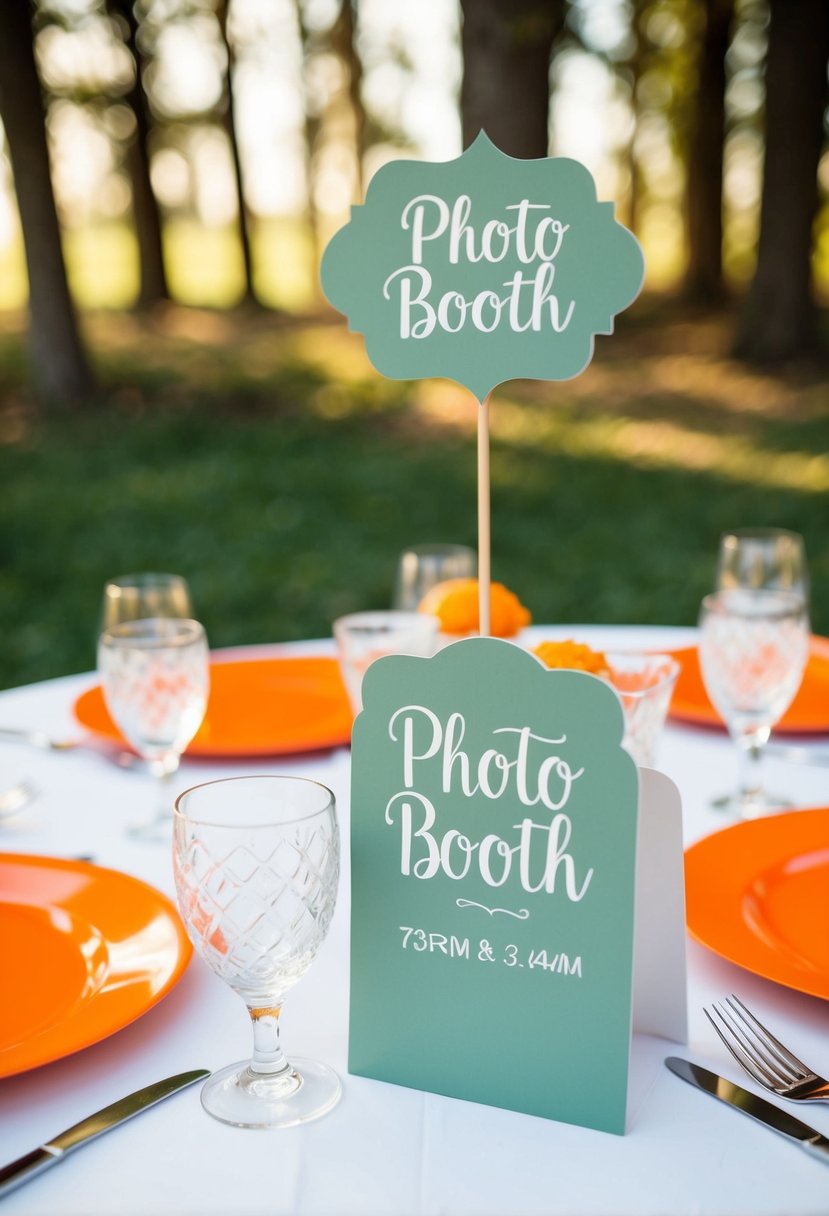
left=531, top=639, right=612, bottom=677
left=418, top=578, right=531, bottom=638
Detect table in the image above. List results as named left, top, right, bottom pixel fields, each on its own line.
left=1, top=626, right=827, bottom=1216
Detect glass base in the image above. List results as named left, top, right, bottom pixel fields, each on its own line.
left=201, top=1057, right=341, bottom=1129
left=710, top=790, right=794, bottom=819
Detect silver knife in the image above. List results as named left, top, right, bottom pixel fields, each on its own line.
left=666, top=1057, right=829, bottom=1165
left=0, top=1069, right=209, bottom=1197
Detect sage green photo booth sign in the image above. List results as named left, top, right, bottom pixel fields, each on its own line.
left=321, top=132, right=644, bottom=400
left=349, top=638, right=639, bottom=1135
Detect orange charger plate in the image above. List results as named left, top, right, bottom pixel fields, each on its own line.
left=684, top=807, right=829, bottom=1000
left=669, top=636, right=829, bottom=734
left=0, top=854, right=192, bottom=1078
left=74, top=655, right=353, bottom=758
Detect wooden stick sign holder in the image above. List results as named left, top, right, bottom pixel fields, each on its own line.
left=477, top=394, right=492, bottom=637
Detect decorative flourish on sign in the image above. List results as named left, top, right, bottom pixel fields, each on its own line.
left=456, top=899, right=530, bottom=920
left=321, top=132, right=644, bottom=401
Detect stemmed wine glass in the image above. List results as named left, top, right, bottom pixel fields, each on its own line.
left=393, top=543, right=477, bottom=611
left=101, top=572, right=193, bottom=631
left=698, top=589, right=809, bottom=817
left=173, top=775, right=341, bottom=1128
left=98, top=617, right=209, bottom=839
left=716, top=528, right=809, bottom=603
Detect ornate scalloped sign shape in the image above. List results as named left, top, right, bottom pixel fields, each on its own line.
left=320, top=132, right=644, bottom=401
left=348, top=637, right=640, bottom=1134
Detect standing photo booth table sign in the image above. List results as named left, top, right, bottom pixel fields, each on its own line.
left=321, top=135, right=687, bottom=1134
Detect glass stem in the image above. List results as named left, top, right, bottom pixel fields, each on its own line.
left=736, top=726, right=769, bottom=806
left=149, top=754, right=179, bottom=817
left=248, top=1005, right=290, bottom=1076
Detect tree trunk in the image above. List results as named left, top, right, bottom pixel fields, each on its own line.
left=624, top=5, right=646, bottom=236
left=331, top=0, right=366, bottom=200
left=684, top=0, right=734, bottom=303
left=459, top=0, right=566, bottom=157
left=216, top=0, right=259, bottom=306
left=107, top=0, right=169, bottom=307
left=0, top=0, right=95, bottom=404
left=293, top=0, right=324, bottom=292
left=735, top=0, right=829, bottom=362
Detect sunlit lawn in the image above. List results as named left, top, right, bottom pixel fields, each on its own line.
left=0, top=295, right=827, bottom=692
left=0, top=218, right=319, bottom=312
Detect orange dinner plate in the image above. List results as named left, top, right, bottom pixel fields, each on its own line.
left=0, top=854, right=192, bottom=1078
left=74, top=655, right=353, bottom=758
left=684, top=807, right=829, bottom=1000
left=669, top=636, right=829, bottom=734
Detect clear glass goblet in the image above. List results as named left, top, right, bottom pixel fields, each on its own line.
left=698, top=589, right=809, bottom=817
left=716, top=528, right=809, bottom=603
left=605, top=651, right=680, bottom=768
left=98, top=617, right=209, bottom=839
left=333, top=610, right=440, bottom=712
left=101, top=572, right=193, bottom=632
left=173, top=775, right=341, bottom=1128
left=393, top=543, right=477, bottom=611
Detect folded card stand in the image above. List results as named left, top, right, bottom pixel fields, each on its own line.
left=632, top=767, right=688, bottom=1044
left=348, top=638, right=688, bottom=1135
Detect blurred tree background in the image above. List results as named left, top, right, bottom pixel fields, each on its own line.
left=0, top=0, right=827, bottom=689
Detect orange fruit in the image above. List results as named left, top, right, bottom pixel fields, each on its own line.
left=418, top=578, right=531, bottom=638
left=532, top=639, right=611, bottom=677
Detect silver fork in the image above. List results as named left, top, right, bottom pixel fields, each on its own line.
left=705, top=995, right=829, bottom=1102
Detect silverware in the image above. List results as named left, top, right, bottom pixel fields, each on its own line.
left=0, top=780, right=39, bottom=820
left=0, top=727, right=80, bottom=752
left=766, top=741, right=829, bottom=767
left=0, top=1069, right=209, bottom=1197
left=0, top=727, right=141, bottom=770
left=705, top=994, right=829, bottom=1102
left=665, top=1057, right=829, bottom=1165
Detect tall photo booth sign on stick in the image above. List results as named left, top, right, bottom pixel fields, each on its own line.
left=320, top=135, right=686, bottom=1134
left=321, top=132, right=645, bottom=629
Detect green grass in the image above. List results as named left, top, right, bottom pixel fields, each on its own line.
left=0, top=300, right=827, bottom=690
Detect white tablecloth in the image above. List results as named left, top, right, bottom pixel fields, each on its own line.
left=1, top=626, right=827, bottom=1216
